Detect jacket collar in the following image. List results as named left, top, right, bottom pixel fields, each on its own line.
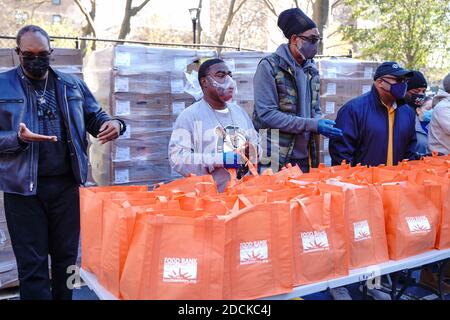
left=371, top=85, right=402, bottom=111
left=274, top=44, right=318, bottom=77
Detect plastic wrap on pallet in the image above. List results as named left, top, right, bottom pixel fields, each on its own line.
left=316, top=58, right=380, bottom=157
left=0, top=48, right=15, bottom=73
left=221, top=51, right=268, bottom=75
left=0, top=196, right=18, bottom=289
left=86, top=45, right=215, bottom=186
left=318, top=58, right=379, bottom=80
left=0, top=268, right=19, bottom=290
left=88, top=45, right=218, bottom=74
left=219, top=51, right=268, bottom=119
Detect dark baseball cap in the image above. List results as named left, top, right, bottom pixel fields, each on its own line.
left=373, top=62, right=414, bottom=81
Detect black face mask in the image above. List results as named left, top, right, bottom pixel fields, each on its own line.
left=22, top=56, right=50, bottom=78
left=406, top=93, right=426, bottom=108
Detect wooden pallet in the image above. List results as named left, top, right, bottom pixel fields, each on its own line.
left=0, top=286, right=19, bottom=300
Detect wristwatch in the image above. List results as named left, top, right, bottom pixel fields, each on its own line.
left=114, top=119, right=127, bottom=136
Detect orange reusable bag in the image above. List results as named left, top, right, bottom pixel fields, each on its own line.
left=79, top=186, right=147, bottom=274
left=383, top=183, right=440, bottom=260
left=99, top=198, right=180, bottom=298
left=155, top=174, right=218, bottom=195
left=415, top=172, right=450, bottom=249
left=291, top=192, right=349, bottom=286
left=320, top=182, right=389, bottom=269
left=351, top=167, right=408, bottom=185
left=226, top=165, right=302, bottom=194
left=119, top=212, right=225, bottom=300
left=220, top=201, right=294, bottom=300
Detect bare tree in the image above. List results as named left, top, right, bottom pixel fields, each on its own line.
left=74, top=0, right=97, bottom=54
left=118, top=0, right=152, bottom=40
left=217, top=0, right=248, bottom=51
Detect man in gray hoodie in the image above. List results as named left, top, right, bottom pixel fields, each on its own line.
left=253, top=8, right=342, bottom=173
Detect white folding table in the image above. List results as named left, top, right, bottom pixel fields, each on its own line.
left=80, top=248, right=450, bottom=300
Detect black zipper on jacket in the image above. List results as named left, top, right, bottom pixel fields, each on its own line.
left=62, top=82, right=84, bottom=184
left=26, top=84, right=36, bottom=192
left=0, top=99, right=24, bottom=103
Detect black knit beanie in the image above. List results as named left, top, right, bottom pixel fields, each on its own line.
left=277, top=8, right=317, bottom=39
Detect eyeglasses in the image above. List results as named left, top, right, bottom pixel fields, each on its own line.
left=297, top=35, right=322, bottom=45
left=17, top=48, right=53, bottom=59
left=381, top=76, right=409, bottom=84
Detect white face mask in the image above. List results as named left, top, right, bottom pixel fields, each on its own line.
left=207, top=75, right=237, bottom=103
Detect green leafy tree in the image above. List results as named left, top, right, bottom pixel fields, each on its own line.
left=339, top=0, right=450, bottom=71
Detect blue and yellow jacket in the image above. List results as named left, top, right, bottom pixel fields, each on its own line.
left=329, top=86, right=417, bottom=166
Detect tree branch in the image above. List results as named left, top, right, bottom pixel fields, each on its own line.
left=74, top=0, right=97, bottom=37
left=232, top=0, right=248, bottom=16
left=130, top=0, right=151, bottom=16
left=262, top=0, right=277, bottom=16
left=331, top=0, right=344, bottom=9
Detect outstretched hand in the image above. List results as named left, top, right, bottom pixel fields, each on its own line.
left=18, top=123, right=57, bottom=143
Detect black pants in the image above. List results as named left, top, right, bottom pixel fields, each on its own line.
left=4, top=174, right=80, bottom=300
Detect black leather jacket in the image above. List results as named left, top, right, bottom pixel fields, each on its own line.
left=0, top=66, right=123, bottom=195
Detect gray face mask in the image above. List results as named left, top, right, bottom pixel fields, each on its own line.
left=297, top=41, right=318, bottom=60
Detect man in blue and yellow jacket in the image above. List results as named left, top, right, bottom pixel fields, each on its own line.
left=330, top=62, right=417, bottom=166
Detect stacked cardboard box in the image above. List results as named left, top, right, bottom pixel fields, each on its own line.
left=0, top=49, right=15, bottom=73
left=85, top=45, right=217, bottom=187
left=221, top=51, right=268, bottom=118
left=0, top=192, right=18, bottom=290
left=0, top=48, right=84, bottom=289
left=317, top=58, right=380, bottom=165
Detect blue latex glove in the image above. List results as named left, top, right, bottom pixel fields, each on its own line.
left=223, top=151, right=239, bottom=169
left=318, top=119, right=343, bottom=138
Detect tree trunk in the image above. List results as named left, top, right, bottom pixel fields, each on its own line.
left=118, top=0, right=133, bottom=40
left=217, top=0, right=247, bottom=54
left=74, top=0, right=97, bottom=55
left=312, top=0, right=329, bottom=55
left=118, top=0, right=152, bottom=41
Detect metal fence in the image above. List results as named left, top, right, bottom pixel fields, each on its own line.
left=0, top=35, right=258, bottom=52
left=0, top=35, right=353, bottom=58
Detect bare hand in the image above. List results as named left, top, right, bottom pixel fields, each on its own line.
left=97, top=120, right=121, bottom=144
left=238, top=142, right=257, bottom=163
left=18, top=123, right=57, bottom=143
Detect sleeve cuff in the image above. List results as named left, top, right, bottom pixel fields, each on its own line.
left=305, top=118, right=320, bottom=133
left=17, top=134, right=30, bottom=150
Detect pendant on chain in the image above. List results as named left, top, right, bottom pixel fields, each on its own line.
left=37, top=96, right=46, bottom=105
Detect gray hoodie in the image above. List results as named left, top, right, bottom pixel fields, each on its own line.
left=429, top=90, right=450, bottom=154
left=253, top=44, right=321, bottom=160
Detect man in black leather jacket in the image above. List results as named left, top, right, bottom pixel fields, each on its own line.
left=0, top=25, right=126, bottom=300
